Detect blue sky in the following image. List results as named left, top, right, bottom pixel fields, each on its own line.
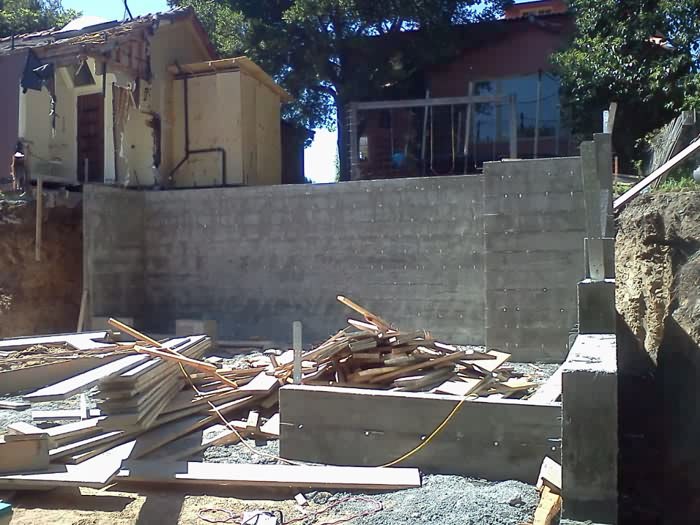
left=62, top=0, right=529, bottom=183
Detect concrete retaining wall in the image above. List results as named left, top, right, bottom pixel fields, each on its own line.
left=84, top=185, right=145, bottom=324
left=85, top=157, right=586, bottom=361
left=141, top=176, right=485, bottom=342
left=483, top=157, right=586, bottom=361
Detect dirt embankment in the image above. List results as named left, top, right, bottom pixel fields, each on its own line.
left=616, top=192, right=700, bottom=362
left=0, top=198, right=82, bottom=337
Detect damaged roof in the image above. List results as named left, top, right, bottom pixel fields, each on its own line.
left=0, top=7, right=217, bottom=58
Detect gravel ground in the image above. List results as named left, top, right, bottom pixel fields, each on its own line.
left=0, top=353, right=558, bottom=525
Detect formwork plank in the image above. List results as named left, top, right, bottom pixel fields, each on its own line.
left=279, top=385, right=561, bottom=482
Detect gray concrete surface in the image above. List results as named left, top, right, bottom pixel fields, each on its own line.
left=483, top=157, right=587, bottom=362
left=85, top=158, right=587, bottom=361
left=561, top=334, right=618, bottom=524
left=279, top=384, right=561, bottom=482
left=83, top=185, right=145, bottom=325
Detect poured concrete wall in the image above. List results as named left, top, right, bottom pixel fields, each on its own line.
left=85, top=156, right=587, bottom=360
left=483, top=157, right=586, bottom=361
left=83, top=185, right=145, bottom=324
left=142, top=175, right=485, bottom=342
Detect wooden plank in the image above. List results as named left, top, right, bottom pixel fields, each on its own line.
left=245, top=411, right=260, bottom=432
left=24, top=355, right=149, bottom=402
left=0, top=332, right=109, bottom=351
left=529, top=366, right=563, bottom=404
left=0, top=440, right=136, bottom=489
left=532, top=485, right=562, bottom=525
left=536, top=456, right=562, bottom=493
left=144, top=424, right=241, bottom=461
left=118, top=460, right=421, bottom=490
left=0, top=355, right=123, bottom=395
left=280, top=385, right=561, bottom=482
left=240, top=372, right=279, bottom=394
left=5, top=422, right=48, bottom=440
left=434, top=379, right=482, bottom=397
left=260, top=413, right=280, bottom=438
left=32, top=409, right=102, bottom=422
left=0, top=400, right=30, bottom=410
left=0, top=436, right=49, bottom=474
left=45, top=417, right=107, bottom=446
left=614, top=137, right=700, bottom=210
left=368, top=351, right=466, bottom=384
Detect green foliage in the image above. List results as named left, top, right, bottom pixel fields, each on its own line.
left=553, top=0, right=700, bottom=171
left=0, top=0, right=79, bottom=38
left=170, top=0, right=512, bottom=141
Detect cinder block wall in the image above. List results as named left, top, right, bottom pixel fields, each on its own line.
left=140, top=176, right=485, bottom=343
left=83, top=185, right=145, bottom=324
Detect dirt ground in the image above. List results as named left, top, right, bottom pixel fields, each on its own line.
left=0, top=198, right=82, bottom=338
left=616, top=191, right=700, bottom=361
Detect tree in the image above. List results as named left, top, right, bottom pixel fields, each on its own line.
left=171, top=0, right=512, bottom=179
left=0, top=0, right=79, bottom=38
left=553, top=0, right=700, bottom=172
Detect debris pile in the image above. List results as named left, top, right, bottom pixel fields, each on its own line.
left=0, top=295, right=540, bottom=493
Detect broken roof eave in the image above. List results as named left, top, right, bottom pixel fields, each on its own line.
left=168, top=56, right=292, bottom=103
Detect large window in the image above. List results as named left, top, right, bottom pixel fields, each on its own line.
left=472, top=73, right=561, bottom=144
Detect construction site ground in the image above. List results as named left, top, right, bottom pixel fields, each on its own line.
left=0, top=350, right=558, bottom=525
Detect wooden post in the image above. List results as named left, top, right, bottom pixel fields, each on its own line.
left=34, top=176, right=43, bottom=262
left=509, top=95, right=518, bottom=159
left=293, top=321, right=302, bottom=384
left=533, top=70, right=542, bottom=159
left=76, top=289, right=88, bottom=332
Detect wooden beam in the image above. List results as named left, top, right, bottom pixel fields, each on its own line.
left=529, top=366, right=563, bottom=404
left=24, top=354, right=149, bottom=402
left=532, top=485, right=562, bottom=525
left=614, top=137, right=700, bottom=210
left=354, top=94, right=506, bottom=111
left=118, top=460, right=421, bottom=490
left=536, top=456, right=562, bottom=493
left=107, top=318, right=162, bottom=348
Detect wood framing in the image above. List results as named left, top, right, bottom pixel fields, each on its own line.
left=279, top=385, right=561, bottom=482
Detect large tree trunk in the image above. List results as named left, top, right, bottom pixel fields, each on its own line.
left=336, top=98, right=351, bottom=182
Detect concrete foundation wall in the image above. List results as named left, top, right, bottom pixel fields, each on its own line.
left=483, top=157, right=586, bottom=362
left=86, top=157, right=586, bottom=359
left=141, top=176, right=485, bottom=342
left=83, top=185, right=145, bottom=325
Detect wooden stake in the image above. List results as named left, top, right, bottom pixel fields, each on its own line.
left=77, top=289, right=88, bottom=332
left=108, top=318, right=163, bottom=348
left=34, top=176, right=43, bottom=262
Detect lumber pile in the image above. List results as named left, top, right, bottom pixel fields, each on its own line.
left=0, top=295, right=534, bottom=492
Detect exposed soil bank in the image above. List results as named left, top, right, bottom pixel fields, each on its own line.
left=0, top=198, right=82, bottom=337
left=616, top=191, right=700, bottom=524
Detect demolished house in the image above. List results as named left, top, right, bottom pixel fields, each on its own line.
left=0, top=7, right=292, bottom=189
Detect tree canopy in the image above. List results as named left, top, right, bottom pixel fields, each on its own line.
left=170, top=0, right=512, bottom=178
left=553, top=0, right=700, bottom=170
left=0, top=0, right=78, bottom=38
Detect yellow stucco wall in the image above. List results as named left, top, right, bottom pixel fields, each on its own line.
left=17, top=17, right=282, bottom=187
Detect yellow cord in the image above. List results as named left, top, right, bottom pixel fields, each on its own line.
left=379, top=397, right=466, bottom=468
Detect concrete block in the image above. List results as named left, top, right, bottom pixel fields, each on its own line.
left=175, top=319, right=218, bottom=344
left=577, top=279, right=616, bottom=334
left=561, top=334, right=618, bottom=524
left=584, top=238, right=615, bottom=280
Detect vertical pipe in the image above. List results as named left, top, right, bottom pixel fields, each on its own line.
left=534, top=70, right=542, bottom=159
left=292, top=321, right=303, bottom=384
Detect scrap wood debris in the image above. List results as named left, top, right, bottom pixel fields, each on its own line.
left=0, top=295, right=541, bottom=493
